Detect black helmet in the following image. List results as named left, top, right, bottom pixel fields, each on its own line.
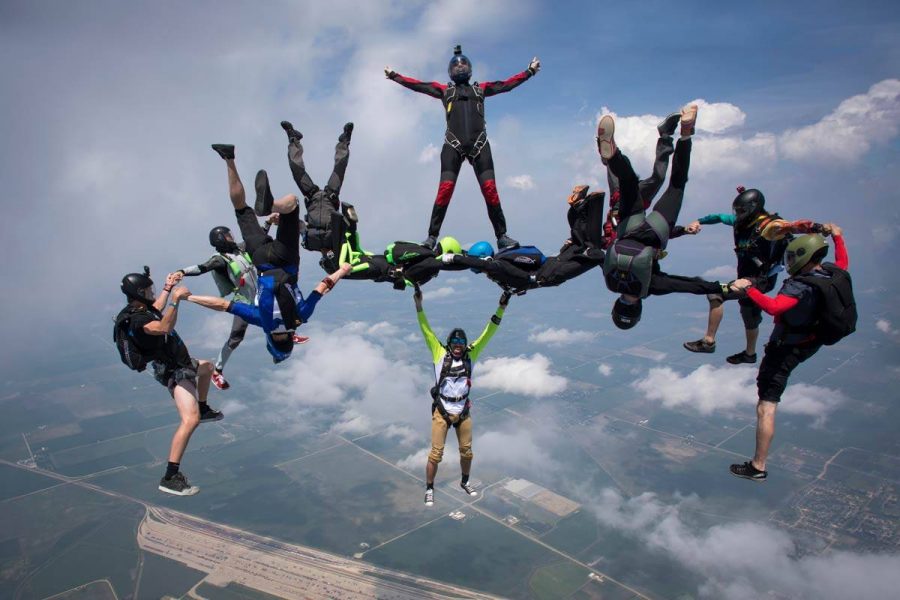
left=121, top=266, right=154, bottom=304
left=446, top=327, right=468, bottom=351
left=209, top=226, right=239, bottom=253
left=611, top=297, right=642, bottom=330
left=448, top=45, right=472, bottom=84
left=732, top=188, right=766, bottom=226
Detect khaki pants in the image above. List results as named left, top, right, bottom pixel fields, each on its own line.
left=428, top=410, right=473, bottom=464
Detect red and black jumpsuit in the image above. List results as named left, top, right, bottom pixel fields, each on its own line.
left=388, top=70, right=534, bottom=239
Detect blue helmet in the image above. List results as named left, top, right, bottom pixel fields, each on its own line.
left=468, top=241, right=494, bottom=258
left=448, top=45, right=472, bottom=84
left=265, top=332, right=293, bottom=364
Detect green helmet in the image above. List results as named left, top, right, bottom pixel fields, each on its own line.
left=438, top=236, right=462, bottom=256
left=785, top=234, right=828, bottom=276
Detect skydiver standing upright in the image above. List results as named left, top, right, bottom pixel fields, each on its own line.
left=385, top=45, right=541, bottom=250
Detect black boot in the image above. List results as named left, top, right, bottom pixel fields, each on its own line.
left=657, top=112, right=681, bottom=138
left=211, top=144, right=235, bottom=160
left=255, top=170, right=274, bottom=217
left=487, top=204, right=518, bottom=249
left=280, top=120, right=303, bottom=142
left=425, top=204, right=449, bottom=247
left=339, top=122, right=354, bottom=143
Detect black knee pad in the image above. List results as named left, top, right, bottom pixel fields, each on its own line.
left=739, top=298, right=763, bottom=329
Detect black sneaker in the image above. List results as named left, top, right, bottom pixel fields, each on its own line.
left=280, top=120, right=303, bottom=142
left=254, top=169, right=274, bottom=217
left=424, top=488, right=434, bottom=506
left=199, top=407, right=224, bottom=423
left=657, top=112, right=681, bottom=137
left=339, top=122, right=354, bottom=143
left=727, top=351, right=757, bottom=364
left=497, top=235, right=520, bottom=250
left=211, top=144, right=235, bottom=160
left=158, top=472, right=200, bottom=496
left=421, top=236, right=437, bottom=250
left=460, top=481, right=478, bottom=497
left=730, top=461, right=767, bottom=482
left=684, top=338, right=716, bottom=353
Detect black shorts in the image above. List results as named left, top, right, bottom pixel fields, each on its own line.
left=756, top=342, right=822, bottom=403
left=152, top=358, right=199, bottom=393
left=234, top=206, right=300, bottom=270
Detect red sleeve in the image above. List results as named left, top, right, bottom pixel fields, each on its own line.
left=833, top=234, right=848, bottom=270
left=390, top=73, right=446, bottom=98
left=480, top=70, right=532, bottom=97
left=746, top=287, right=799, bottom=316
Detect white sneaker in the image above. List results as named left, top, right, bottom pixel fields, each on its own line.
left=596, top=115, right=617, bottom=161
left=460, top=481, right=478, bottom=497
left=424, top=488, right=434, bottom=506
left=158, top=472, right=200, bottom=496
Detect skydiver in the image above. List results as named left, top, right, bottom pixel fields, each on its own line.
left=445, top=186, right=606, bottom=293
left=385, top=45, right=542, bottom=250
left=116, top=269, right=222, bottom=496
left=186, top=143, right=349, bottom=363
left=414, top=285, right=511, bottom=506
left=176, top=220, right=275, bottom=390
left=681, top=187, right=831, bottom=363
left=598, top=107, right=731, bottom=330
left=728, top=225, right=853, bottom=481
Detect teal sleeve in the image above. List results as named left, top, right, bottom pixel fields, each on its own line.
left=469, top=307, right=505, bottom=362
left=417, top=309, right=445, bottom=364
left=697, top=213, right=736, bottom=226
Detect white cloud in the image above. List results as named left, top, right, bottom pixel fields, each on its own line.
left=780, top=79, right=900, bottom=162
left=528, top=327, right=594, bottom=346
left=220, top=399, right=249, bottom=416
left=505, top=174, right=535, bottom=191
left=876, top=319, right=899, bottom=336
left=702, top=264, right=737, bottom=281
left=586, top=488, right=900, bottom=600
left=189, top=314, right=237, bottom=351
left=424, top=286, right=455, bottom=300
left=418, top=143, right=440, bottom=163
left=478, top=354, right=567, bottom=396
left=478, top=428, right=554, bottom=470
left=598, top=364, right=613, bottom=377
left=396, top=447, right=430, bottom=471
left=634, top=365, right=843, bottom=426
left=689, top=98, right=746, bottom=133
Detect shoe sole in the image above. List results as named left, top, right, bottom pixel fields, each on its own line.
left=158, top=484, right=200, bottom=496
left=729, top=471, right=766, bottom=482
left=424, top=501, right=434, bottom=506
left=200, top=415, right=225, bottom=423
left=726, top=357, right=757, bottom=364
left=597, top=115, right=616, bottom=160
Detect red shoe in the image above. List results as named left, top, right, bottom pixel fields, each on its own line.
left=293, top=335, right=310, bottom=345
left=211, top=370, right=230, bottom=390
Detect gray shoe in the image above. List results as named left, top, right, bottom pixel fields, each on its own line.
left=254, top=169, right=274, bottom=217
left=421, top=236, right=437, bottom=250
left=497, top=235, right=519, bottom=250
left=683, top=338, right=716, bottom=353
left=158, top=472, right=200, bottom=496
left=657, top=112, right=681, bottom=137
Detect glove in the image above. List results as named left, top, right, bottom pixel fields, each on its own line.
left=527, top=57, right=541, bottom=76
left=441, top=253, right=455, bottom=264
left=500, top=291, right=512, bottom=306
left=384, top=66, right=396, bottom=79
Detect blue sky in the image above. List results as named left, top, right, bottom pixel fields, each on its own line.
left=0, top=0, right=898, bottom=367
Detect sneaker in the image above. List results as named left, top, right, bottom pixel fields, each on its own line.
left=210, top=370, right=230, bottom=390
left=680, top=104, right=698, bottom=137
left=199, top=407, right=224, bottom=423
left=254, top=169, right=274, bottom=217
left=460, top=481, right=478, bottom=497
left=339, top=122, right=354, bottom=143
left=292, top=334, right=310, bottom=344
left=726, top=351, right=757, bottom=365
left=596, top=114, right=617, bottom=161
left=424, top=488, right=434, bottom=506
left=211, top=144, right=235, bottom=160
left=497, top=235, right=520, bottom=250
left=683, top=338, right=716, bottom=353
left=421, top=236, right=438, bottom=250
left=657, top=112, right=681, bottom=137
left=158, top=472, right=200, bottom=496
left=730, top=461, right=767, bottom=482
left=280, top=120, right=303, bottom=142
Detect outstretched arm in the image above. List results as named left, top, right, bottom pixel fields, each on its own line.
left=745, top=288, right=799, bottom=316
left=414, top=287, right=445, bottom=363
left=468, top=293, right=510, bottom=362
left=179, top=255, right=228, bottom=277
left=832, top=231, right=848, bottom=270
left=385, top=67, right=446, bottom=98
left=480, top=70, right=533, bottom=97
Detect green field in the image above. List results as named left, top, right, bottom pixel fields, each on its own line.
left=529, top=561, right=590, bottom=600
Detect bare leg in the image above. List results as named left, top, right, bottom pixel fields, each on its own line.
left=460, top=457, right=471, bottom=477
left=704, top=299, right=725, bottom=343
left=225, top=159, right=247, bottom=210
left=426, top=460, right=438, bottom=485
left=752, top=400, right=777, bottom=471
left=312, top=263, right=352, bottom=295
left=272, top=193, right=298, bottom=214
left=745, top=328, right=760, bottom=355
left=196, top=360, right=212, bottom=403
left=168, top=382, right=201, bottom=463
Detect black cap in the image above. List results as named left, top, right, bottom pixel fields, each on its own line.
left=611, top=298, right=642, bottom=330
left=122, top=266, right=154, bottom=304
